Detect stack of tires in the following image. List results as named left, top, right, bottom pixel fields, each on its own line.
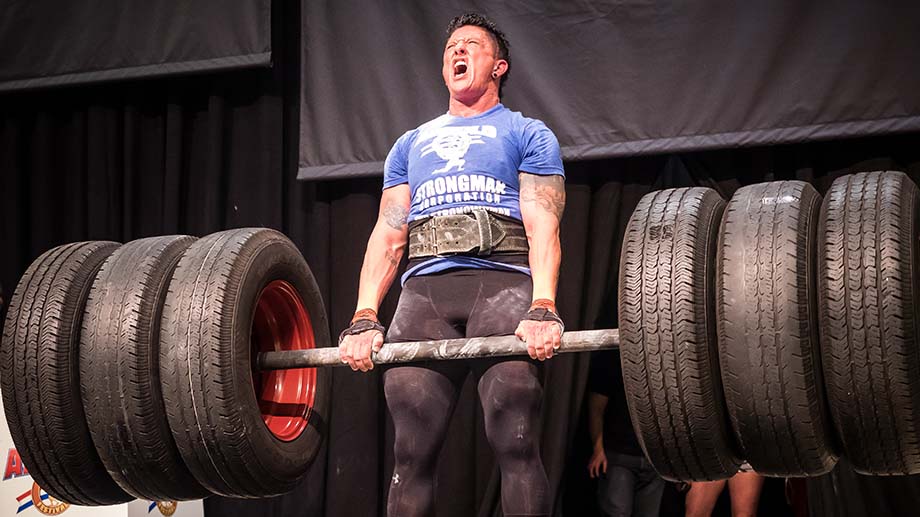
left=619, top=170, right=920, bottom=480
left=0, top=228, right=331, bottom=504
left=5, top=170, right=920, bottom=502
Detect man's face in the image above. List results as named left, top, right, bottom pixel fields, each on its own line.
left=442, top=25, right=503, bottom=102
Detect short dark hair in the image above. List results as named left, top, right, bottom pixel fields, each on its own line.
left=446, top=13, right=511, bottom=97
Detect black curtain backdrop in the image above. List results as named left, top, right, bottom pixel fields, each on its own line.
left=298, top=0, right=920, bottom=179
left=0, top=0, right=272, bottom=92
left=3, top=3, right=920, bottom=517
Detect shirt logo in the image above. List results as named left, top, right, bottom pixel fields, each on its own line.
left=418, top=125, right=497, bottom=174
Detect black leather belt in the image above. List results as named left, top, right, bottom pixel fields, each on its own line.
left=408, top=208, right=529, bottom=259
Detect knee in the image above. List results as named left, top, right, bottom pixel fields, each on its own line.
left=480, top=369, right=542, bottom=421
left=479, top=363, right=544, bottom=461
left=483, top=390, right=542, bottom=461
left=387, top=402, right=445, bottom=473
left=491, top=428, right=539, bottom=466
left=392, top=430, right=441, bottom=473
left=392, top=445, right=435, bottom=479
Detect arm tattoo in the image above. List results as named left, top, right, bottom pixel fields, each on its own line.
left=385, top=249, right=399, bottom=266
left=520, top=174, right=566, bottom=221
left=383, top=202, right=409, bottom=230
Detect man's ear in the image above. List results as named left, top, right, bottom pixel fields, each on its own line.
left=493, top=59, right=509, bottom=78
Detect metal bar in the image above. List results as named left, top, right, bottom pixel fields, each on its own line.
left=257, top=329, right=619, bottom=370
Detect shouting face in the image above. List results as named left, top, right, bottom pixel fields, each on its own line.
left=442, top=25, right=506, bottom=104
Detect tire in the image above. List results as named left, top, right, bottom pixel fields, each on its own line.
left=717, top=181, right=838, bottom=476
left=818, top=170, right=920, bottom=475
left=160, top=228, right=331, bottom=497
left=80, top=235, right=209, bottom=500
left=618, top=187, right=740, bottom=481
left=0, top=241, right=132, bottom=505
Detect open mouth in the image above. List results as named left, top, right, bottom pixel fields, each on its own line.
left=453, top=60, right=468, bottom=78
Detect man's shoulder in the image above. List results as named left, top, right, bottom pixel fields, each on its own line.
left=498, top=109, right=560, bottom=149
left=495, top=105, right=550, bottom=128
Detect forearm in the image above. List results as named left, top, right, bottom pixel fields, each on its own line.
left=527, top=226, right=561, bottom=302
left=353, top=184, right=410, bottom=315
left=355, top=226, right=405, bottom=313
left=518, top=173, right=565, bottom=304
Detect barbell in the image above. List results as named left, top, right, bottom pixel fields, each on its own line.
left=3, top=171, right=920, bottom=505
left=256, top=329, right=620, bottom=370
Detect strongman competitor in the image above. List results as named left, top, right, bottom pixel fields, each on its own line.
left=338, top=13, right=565, bottom=517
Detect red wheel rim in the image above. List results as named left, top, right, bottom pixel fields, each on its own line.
left=251, top=280, right=317, bottom=441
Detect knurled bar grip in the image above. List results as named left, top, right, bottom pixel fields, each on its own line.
left=257, top=329, right=619, bottom=370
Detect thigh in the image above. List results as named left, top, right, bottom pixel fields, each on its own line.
left=383, top=277, right=472, bottom=466
left=465, top=268, right=532, bottom=338
left=476, top=359, right=542, bottom=416
left=476, top=360, right=543, bottom=455
left=383, top=365, right=464, bottom=435
left=467, top=269, right=540, bottom=376
left=385, top=275, right=469, bottom=382
left=387, top=276, right=462, bottom=344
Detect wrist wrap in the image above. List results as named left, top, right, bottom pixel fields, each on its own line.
left=522, top=299, right=565, bottom=333
left=339, top=318, right=386, bottom=345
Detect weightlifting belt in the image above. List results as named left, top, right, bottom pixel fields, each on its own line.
left=408, top=208, right=529, bottom=259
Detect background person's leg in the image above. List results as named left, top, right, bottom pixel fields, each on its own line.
left=596, top=454, right=637, bottom=517
left=727, top=471, right=764, bottom=517
left=684, top=479, right=727, bottom=517
left=631, top=454, right=665, bottom=517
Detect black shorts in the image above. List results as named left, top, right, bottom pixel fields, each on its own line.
left=386, top=267, right=538, bottom=378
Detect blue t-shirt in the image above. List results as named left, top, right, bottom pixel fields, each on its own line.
left=383, top=104, right=564, bottom=283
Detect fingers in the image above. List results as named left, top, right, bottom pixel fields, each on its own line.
left=355, top=331, right=380, bottom=372
left=518, top=321, right=536, bottom=359
left=588, top=458, right=607, bottom=478
left=519, top=321, right=539, bottom=359
left=541, top=321, right=562, bottom=359
left=372, top=332, right=384, bottom=353
left=550, top=322, right=562, bottom=351
left=518, top=321, right=559, bottom=361
left=532, top=325, right=547, bottom=361
left=339, top=331, right=381, bottom=372
left=338, top=337, right=356, bottom=370
left=342, top=336, right=360, bottom=371
left=355, top=338, right=373, bottom=372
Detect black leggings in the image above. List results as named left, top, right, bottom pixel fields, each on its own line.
left=383, top=268, right=550, bottom=517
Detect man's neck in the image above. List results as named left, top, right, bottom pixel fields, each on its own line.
left=448, top=92, right=500, bottom=117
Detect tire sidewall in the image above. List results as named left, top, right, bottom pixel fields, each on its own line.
left=230, top=236, right=330, bottom=478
